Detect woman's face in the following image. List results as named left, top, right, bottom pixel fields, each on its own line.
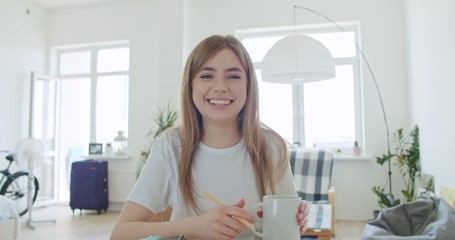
left=192, top=48, right=247, bottom=127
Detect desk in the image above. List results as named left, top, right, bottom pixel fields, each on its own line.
left=303, top=203, right=332, bottom=240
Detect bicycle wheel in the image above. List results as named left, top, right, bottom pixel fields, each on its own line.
left=0, top=171, right=39, bottom=216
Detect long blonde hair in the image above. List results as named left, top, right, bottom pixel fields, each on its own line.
left=178, top=35, right=289, bottom=212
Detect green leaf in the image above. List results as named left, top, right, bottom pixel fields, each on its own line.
left=376, top=153, right=393, bottom=165
left=371, top=124, right=421, bottom=208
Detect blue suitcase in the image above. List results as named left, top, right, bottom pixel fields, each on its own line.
left=70, top=160, right=108, bottom=214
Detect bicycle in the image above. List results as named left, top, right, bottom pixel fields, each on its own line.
left=0, top=153, right=39, bottom=216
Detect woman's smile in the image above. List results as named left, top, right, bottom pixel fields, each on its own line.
left=208, top=98, right=232, bottom=106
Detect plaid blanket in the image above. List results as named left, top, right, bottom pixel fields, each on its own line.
left=289, top=148, right=334, bottom=202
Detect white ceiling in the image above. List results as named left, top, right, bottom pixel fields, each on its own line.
left=30, top=0, right=123, bottom=9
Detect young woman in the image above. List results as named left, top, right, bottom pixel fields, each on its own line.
left=110, top=35, right=308, bottom=240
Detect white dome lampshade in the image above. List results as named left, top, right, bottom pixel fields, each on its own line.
left=261, top=34, right=336, bottom=84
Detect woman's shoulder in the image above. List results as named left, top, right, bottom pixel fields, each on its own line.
left=154, top=127, right=181, bottom=144
left=261, top=127, right=289, bottom=163
left=262, top=127, right=287, bottom=146
left=151, top=127, right=182, bottom=156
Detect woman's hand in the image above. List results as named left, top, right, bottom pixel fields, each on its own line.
left=188, top=199, right=255, bottom=240
left=297, top=200, right=309, bottom=234
left=256, top=199, right=308, bottom=235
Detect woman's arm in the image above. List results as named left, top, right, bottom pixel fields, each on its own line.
left=110, top=200, right=255, bottom=240
left=110, top=201, right=186, bottom=240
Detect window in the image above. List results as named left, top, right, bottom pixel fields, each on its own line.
left=237, top=23, right=363, bottom=153
left=57, top=43, right=129, bottom=152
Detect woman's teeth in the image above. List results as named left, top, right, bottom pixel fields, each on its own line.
left=209, top=99, right=231, bottom=105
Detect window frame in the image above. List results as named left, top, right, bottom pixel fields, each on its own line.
left=237, top=22, right=364, bottom=153
left=56, top=42, right=130, bottom=143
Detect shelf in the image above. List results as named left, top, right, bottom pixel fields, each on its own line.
left=83, top=155, right=131, bottom=160
left=334, top=155, right=374, bottom=161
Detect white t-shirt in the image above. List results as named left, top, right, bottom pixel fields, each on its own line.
left=128, top=128, right=297, bottom=239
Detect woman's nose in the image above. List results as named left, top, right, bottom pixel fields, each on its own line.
left=213, top=78, right=228, bottom=92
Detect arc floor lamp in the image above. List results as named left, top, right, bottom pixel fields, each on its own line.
left=262, top=5, right=392, bottom=198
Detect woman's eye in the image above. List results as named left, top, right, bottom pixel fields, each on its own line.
left=200, top=74, right=212, bottom=79
left=228, top=74, right=241, bottom=79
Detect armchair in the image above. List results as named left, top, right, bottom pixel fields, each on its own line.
left=289, top=148, right=335, bottom=237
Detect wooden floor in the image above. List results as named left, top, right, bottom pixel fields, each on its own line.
left=18, top=205, right=119, bottom=240
left=18, top=205, right=367, bottom=240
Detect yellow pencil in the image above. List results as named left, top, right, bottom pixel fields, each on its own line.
left=203, top=192, right=256, bottom=231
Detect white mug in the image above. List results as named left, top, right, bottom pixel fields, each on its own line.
left=252, top=195, right=301, bottom=240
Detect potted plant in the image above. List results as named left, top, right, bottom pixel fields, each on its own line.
left=371, top=124, right=421, bottom=214
left=136, top=104, right=178, bottom=177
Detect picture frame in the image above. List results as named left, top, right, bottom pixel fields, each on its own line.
left=421, top=173, right=435, bottom=193
left=418, top=173, right=435, bottom=199
left=89, top=143, right=103, bottom=155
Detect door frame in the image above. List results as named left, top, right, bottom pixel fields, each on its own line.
left=30, top=72, right=60, bottom=206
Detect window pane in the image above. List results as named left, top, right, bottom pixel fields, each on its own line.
left=31, top=78, right=57, bottom=149
left=304, top=65, right=355, bottom=148
left=60, top=78, right=91, bottom=151
left=242, top=37, right=282, bottom=62
left=257, top=70, right=293, bottom=142
left=310, top=32, right=356, bottom=58
left=96, top=75, right=129, bottom=144
left=60, top=51, right=91, bottom=75
left=97, top=48, right=130, bottom=73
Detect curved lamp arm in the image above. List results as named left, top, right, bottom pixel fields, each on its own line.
left=295, top=5, right=393, bottom=194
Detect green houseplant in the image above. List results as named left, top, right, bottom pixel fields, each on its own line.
left=372, top=124, right=421, bottom=209
left=136, top=104, right=178, bottom=177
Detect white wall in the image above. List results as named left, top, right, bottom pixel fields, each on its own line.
left=0, top=0, right=47, bottom=153
left=5, top=0, right=449, bottom=221
left=406, top=0, right=455, bottom=194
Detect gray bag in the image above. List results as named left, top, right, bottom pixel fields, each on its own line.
left=361, top=198, right=455, bottom=240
